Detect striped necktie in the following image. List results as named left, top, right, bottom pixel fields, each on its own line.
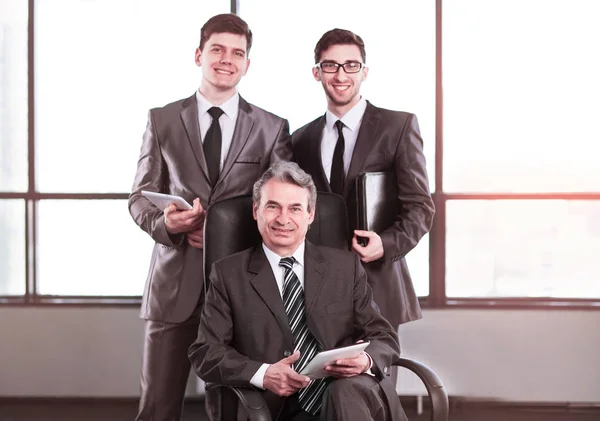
left=279, top=257, right=328, bottom=415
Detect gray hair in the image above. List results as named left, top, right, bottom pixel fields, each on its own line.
left=252, top=161, right=317, bottom=212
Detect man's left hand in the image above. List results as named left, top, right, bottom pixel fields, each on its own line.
left=187, top=227, right=204, bottom=249
left=351, top=230, right=384, bottom=263
left=324, top=352, right=370, bottom=378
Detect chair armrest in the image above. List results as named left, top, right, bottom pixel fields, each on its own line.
left=395, top=358, right=449, bottom=421
left=205, top=383, right=272, bottom=421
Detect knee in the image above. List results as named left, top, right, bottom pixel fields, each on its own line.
left=326, top=375, right=375, bottom=400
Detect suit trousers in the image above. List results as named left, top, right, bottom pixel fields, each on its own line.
left=320, top=375, right=405, bottom=421
left=136, top=308, right=202, bottom=421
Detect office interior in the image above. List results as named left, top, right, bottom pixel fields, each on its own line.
left=1, top=0, right=599, bottom=420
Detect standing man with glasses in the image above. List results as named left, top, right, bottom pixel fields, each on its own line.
left=129, top=13, right=291, bottom=421
left=292, top=28, right=434, bottom=382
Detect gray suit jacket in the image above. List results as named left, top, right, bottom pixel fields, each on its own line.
left=292, top=102, right=435, bottom=326
left=188, top=241, right=402, bottom=419
left=129, top=94, right=291, bottom=323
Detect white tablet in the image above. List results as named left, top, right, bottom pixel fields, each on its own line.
left=299, top=341, right=370, bottom=379
left=141, top=190, right=193, bottom=211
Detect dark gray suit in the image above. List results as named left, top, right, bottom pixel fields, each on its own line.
left=129, top=93, right=291, bottom=421
left=189, top=242, right=407, bottom=421
left=292, top=102, right=434, bottom=326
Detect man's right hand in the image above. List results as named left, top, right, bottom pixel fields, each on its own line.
left=263, top=351, right=311, bottom=397
left=164, top=197, right=205, bottom=235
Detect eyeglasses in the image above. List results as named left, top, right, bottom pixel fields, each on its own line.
left=316, top=61, right=364, bottom=74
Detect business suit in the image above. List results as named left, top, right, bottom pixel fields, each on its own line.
left=292, top=101, right=434, bottom=327
left=189, top=242, right=407, bottom=421
left=129, top=93, right=291, bottom=420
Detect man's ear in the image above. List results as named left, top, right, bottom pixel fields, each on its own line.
left=362, top=66, right=369, bottom=81
left=312, top=67, right=321, bottom=81
left=242, top=58, right=251, bottom=76
left=308, top=208, right=316, bottom=225
left=252, top=203, right=258, bottom=221
left=195, top=47, right=202, bottom=67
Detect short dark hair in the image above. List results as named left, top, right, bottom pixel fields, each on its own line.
left=253, top=161, right=317, bottom=213
left=314, top=28, right=366, bottom=64
left=199, top=13, right=253, bottom=55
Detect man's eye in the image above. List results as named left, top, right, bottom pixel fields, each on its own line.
left=346, top=62, right=359, bottom=69
left=234, top=51, right=245, bottom=58
left=322, top=63, right=336, bottom=69
left=212, top=47, right=221, bottom=53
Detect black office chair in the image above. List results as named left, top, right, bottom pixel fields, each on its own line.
left=202, top=193, right=448, bottom=421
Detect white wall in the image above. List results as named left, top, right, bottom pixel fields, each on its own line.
left=0, top=307, right=599, bottom=402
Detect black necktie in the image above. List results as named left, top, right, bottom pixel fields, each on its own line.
left=279, top=257, right=328, bottom=416
left=330, top=120, right=345, bottom=195
left=204, top=107, right=224, bottom=186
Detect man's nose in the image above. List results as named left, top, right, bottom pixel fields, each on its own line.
left=220, top=51, right=232, bottom=64
left=275, top=209, right=290, bottom=224
left=334, top=68, right=349, bottom=81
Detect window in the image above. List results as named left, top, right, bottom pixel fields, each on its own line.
left=0, top=0, right=229, bottom=300
left=443, top=0, right=600, bottom=301
left=3, top=1, right=599, bottom=306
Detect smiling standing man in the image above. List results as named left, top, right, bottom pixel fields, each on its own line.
left=292, top=28, right=434, bottom=382
left=129, top=13, right=291, bottom=421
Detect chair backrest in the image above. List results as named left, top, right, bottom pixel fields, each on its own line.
left=203, top=192, right=348, bottom=286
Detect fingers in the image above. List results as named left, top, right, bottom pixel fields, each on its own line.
left=286, top=371, right=311, bottom=389
left=280, top=350, right=301, bottom=366
left=351, top=230, right=384, bottom=263
left=264, top=356, right=311, bottom=396
left=192, top=197, right=204, bottom=213
left=353, top=229, right=374, bottom=238
left=164, top=198, right=205, bottom=234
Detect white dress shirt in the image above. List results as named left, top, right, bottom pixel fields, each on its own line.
left=195, top=91, right=240, bottom=171
left=321, top=97, right=368, bottom=182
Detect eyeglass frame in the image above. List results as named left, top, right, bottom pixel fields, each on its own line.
left=315, top=61, right=365, bottom=74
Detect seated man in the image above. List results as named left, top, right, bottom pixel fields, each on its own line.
left=189, top=161, right=407, bottom=421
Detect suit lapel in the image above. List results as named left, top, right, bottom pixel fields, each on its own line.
left=248, top=247, right=295, bottom=348
left=180, top=94, right=210, bottom=182
left=344, top=102, right=381, bottom=199
left=306, top=116, right=331, bottom=193
left=218, top=96, right=254, bottom=189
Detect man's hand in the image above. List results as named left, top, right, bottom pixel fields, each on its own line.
left=351, top=230, right=384, bottom=263
left=186, top=227, right=204, bottom=249
left=324, top=351, right=370, bottom=378
left=263, top=351, right=311, bottom=397
left=164, top=198, right=205, bottom=235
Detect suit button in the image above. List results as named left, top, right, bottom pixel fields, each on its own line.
left=283, top=350, right=292, bottom=357
left=383, top=366, right=389, bottom=375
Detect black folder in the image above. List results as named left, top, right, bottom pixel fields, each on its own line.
left=354, top=171, right=397, bottom=245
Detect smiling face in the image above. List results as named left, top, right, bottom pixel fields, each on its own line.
left=313, top=43, right=368, bottom=118
left=195, top=32, right=250, bottom=99
left=253, top=179, right=315, bottom=257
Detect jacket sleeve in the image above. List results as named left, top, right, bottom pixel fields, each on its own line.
left=269, top=118, right=293, bottom=163
left=128, top=109, right=184, bottom=248
left=379, top=113, right=435, bottom=261
left=351, top=256, right=401, bottom=379
left=188, top=263, right=263, bottom=386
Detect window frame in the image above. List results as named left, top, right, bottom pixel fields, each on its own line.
left=1, top=0, right=599, bottom=310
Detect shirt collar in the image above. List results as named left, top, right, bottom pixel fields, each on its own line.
left=195, top=90, right=240, bottom=121
left=262, top=241, right=306, bottom=269
left=325, top=96, right=367, bottom=132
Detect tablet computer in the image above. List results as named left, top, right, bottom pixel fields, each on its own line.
left=299, top=341, right=370, bottom=379
left=141, top=190, right=193, bottom=211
